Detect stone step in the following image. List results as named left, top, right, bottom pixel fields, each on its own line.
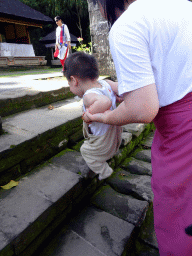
left=0, top=73, right=109, bottom=117
left=0, top=129, right=157, bottom=256
left=0, top=97, right=84, bottom=186
left=0, top=95, right=154, bottom=187
left=0, top=150, right=101, bottom=256
left=36, top=206, right=136, bottom=256
left=31, top=134, right=159, bottom=256
left=0, top=73, right=73, bottom=117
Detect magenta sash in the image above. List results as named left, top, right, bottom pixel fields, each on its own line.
left=151, top=92, right=192, bottom=255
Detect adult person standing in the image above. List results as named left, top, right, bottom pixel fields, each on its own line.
left=85, top=0, right=192, bottom=255
left=54, top=16, right=71, bottom=71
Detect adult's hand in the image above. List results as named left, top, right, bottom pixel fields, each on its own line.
left=67, top=41, right=71, bottom=50
left=83, top=110, right=112, bottom=124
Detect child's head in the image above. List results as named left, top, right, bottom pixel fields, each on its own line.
left=64, top=52, right=99, bottom=82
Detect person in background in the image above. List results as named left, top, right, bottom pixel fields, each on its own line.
left=54, top=16, right=71, bottom=71
left=84, top=0, right=192, bottom=255
left=64, top=51, right=122, bottom=180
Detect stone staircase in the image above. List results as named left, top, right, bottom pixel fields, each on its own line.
left=0, top=73, right=159, bottom=256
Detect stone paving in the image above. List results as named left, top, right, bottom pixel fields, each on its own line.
left=0, top=72, right=159, bottom=256
left=0, top=72, right=65, bottom=98
left=33, top=132, right=159, bottom=256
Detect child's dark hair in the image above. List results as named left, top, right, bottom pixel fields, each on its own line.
left=64, top=52, right=99, bottom=81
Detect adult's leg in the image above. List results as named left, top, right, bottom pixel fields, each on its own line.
left=151, top=99, right=192, bottom=255
left=60, top=47, right=69, bottom=71
left=60, top=59, right=64, bottom=71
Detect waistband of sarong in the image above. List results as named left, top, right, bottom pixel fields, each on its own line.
left=153, top=92, right=192, bottom=133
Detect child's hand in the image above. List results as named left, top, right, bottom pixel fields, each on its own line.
left=114, top=93, right=124, bottom=103
left=83, top=109, right=112, bottom=123
left=82, top=112, right=92, bottom=124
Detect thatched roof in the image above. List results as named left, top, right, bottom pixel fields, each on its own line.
left=40, top=30, right=78, bottom=43
left=0, top=0, right=53, bottom=24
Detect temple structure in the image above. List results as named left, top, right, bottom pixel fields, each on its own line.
left=87, top=0, right=116, bottom=79
left=0, top=0, right=53, bottom=67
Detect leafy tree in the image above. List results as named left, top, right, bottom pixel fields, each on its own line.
left=67, top=0, right=89, bottom=39
left=19, top=0, right=90, bottom=56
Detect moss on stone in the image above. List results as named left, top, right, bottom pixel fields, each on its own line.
left=0, top=117, right=82, bottom=185
left=0, top=90, right=73, bottom=117
left=108, top=158, right=115, bottom=169
left=68, top=129, right=84, bottom=147
left=121, top=157, right=134, bottom=167
left=90, top=184, right=106, bottom=199
left=0, top=164, right=21, bottom=186
left=138, top=202, right=154, bottom=240
left=71, top=140, right=84, bottom=151
left=113, top=147, right=128, bottom=167
left=50, top=148, right=74, bottom=159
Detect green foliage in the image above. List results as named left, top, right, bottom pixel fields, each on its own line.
left=67, top=0, right=89, bottom=38
left=73, top=37, right=92, bottom=54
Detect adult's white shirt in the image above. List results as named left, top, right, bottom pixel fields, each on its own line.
left=56, top=24, right=71, bottom=44
left=109, top=0, right=192, bottom=108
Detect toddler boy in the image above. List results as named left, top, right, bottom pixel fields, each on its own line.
left=64, top=52, right=122, bottom=180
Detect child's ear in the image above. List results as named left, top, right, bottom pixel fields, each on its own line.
left=70, top=76, right=78, bottom=86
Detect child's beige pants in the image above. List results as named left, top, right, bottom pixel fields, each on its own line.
left=80, top=122, right=122, bottom=180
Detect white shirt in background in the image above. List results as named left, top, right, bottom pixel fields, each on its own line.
left=56, top=24, right=71, bottom=45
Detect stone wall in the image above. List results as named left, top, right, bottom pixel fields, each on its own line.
left=87, top=0, right=117, bottom=80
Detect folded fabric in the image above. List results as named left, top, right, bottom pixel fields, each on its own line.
left=58, top=45, right=67, bottom=60
left=54, top=49, right=59, bottom=58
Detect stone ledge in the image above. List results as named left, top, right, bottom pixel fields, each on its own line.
left=91, top=185, right=149, bottom=227
left=68, top=206, right=135, bottom=256
left=0, top=97, right=84, bottom=185
left=112, top=123, right=154, bottom=168
left=0, top=116, right=83, bottom=186
left=134, top=149, right=151, bottom=163
left=107, top=169, right=153, bottom=202
left=0, top=87, right=73, bottom=117
left=122, top=123, right=147, bottom=137
left=0, top=150, right=99, bottom=256
left=121, top=158, right=152, bottom=176
left=0, top=116, right=2, bottom=135
left=0, top=57, right=47, bottom=67
left=0, top=124, right=156, bottom=255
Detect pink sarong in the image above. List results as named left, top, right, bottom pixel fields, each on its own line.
left=151, top=92, right=192, bottom=255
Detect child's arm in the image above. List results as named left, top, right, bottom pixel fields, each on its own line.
left=104, top=80, right=118, bottom=94
left=83, top=93, right=112, bottom=114
left=104, top=80, right=124, bottom=103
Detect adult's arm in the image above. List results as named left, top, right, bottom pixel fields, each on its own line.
left=104, top=80, right=118, bottom=94
left=55, top=27, right=59, bottom=50
left=64, top=25, right=71, bottom=50
left=84, top=83, right=159, bottom=125
left=105, top=79, right=123, bottom=103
